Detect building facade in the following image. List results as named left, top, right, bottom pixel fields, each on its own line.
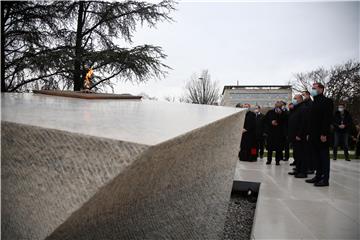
left=220, top=85, right=292, bottom=108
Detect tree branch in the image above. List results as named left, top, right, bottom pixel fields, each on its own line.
left=9, top=70, right=68, bottom=92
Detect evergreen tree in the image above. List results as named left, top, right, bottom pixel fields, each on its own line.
left=1, top=1, right=64, bottom=92
left=1, top=0, right=175, bottom=92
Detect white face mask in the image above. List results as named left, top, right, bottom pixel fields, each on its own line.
left=338, top=107, right=344, bottom=112
left=310, top=89, right=318, bottom=97
left=254, top=109, right=259, bottom=113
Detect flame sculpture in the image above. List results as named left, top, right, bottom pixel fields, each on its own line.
left=84, top=67, right=93, bottom=90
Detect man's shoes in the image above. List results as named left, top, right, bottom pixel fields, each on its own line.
left=346, top=159, right=351, bottom=161
left=283, top=158, right=289, bottom=161
left=276, top=161, right=280, bottom=166
left=307, top=170, right=315, bottom=174
left=305, top=176, right=319, bottom=183
left=333, top=158, right=337, bottom=161
left=266, top=161, right=271, bottom=165
left=290, top=162, right=296, bottom=166
left=288, top=171, right=297, bottom=175
left=295, top=173, right=308, bottom=178
left=314, top=180, right=329, bottom=187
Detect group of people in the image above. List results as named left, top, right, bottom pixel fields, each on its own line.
left=238, top=82, right=359, bottom=187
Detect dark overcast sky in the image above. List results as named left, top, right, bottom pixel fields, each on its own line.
left=115, top=1, right=359, bottom=99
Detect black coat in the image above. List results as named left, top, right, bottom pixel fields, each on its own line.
left=241, top=111, right=257, bottom=149
left=282, top=109, right=289, bottom=138
left=288, top=102, right=308, bottom=142
left=303, top=98, right=313, bottom=135
left=309, top=94, right=334, bottom=145
left=264, top=108, right=286, bottom=150
left=255, top=112, right=264, bottom=140
left=333, top=110, right=352, bottom=133
left=303, top=98, right=313, bottom=108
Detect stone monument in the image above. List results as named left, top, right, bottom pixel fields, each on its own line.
left=1, top=93, right=246, bottom=240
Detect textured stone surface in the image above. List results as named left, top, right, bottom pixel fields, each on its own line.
left=2, top=93, right=246, bottom=240
left=2, top=93, right=241, bottom=145
left=2, top=122, right=148, bottom=240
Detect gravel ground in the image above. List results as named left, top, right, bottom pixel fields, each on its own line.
left=221, top=192, right=257, bottom=240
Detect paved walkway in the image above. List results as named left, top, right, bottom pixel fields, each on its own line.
left=234, top=159, right=360, bottom=240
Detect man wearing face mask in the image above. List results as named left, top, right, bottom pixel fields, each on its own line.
left=237, top=103, right=257, bottom=162
left=302, top=90, right=315, bottom=174
left=305, top=83, right=334, bottom=187
left=254, top=105, right=265, bottom=159
left=287, top=94, right=308, bottom=178
left=288, top=102, right=295, bottom=111
left=264, top=101, right=286, bottom=165
left=333, top=103, right=352, bottom=161
left=302, top=90, right=313, bottom=108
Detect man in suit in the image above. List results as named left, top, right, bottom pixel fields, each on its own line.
left=302, top=90, right=315, bottom=174
left=288, top=102, right=297, bottom=166
left=264, top=101, right=286, bottom=165
left=287, top=94, right=308, bottom=178
left=305, top=83, right=334, bottom=187
left=254, top=105, right=265, bottom=159
left=281, top=101, right=290, bottom=161
left=333, top=103, right=353, bottom=161
left=302, top=90, right=313, bottom=107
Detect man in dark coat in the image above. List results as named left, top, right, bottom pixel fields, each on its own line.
left=254, top=105, right=265, bottom=159
left=302, top=90, right=313, bottom=108
left=305, top=83, right=334, bottom=187
left=238, top=103, right=257, bottom=162
left=287, top=94, right=308, bottom=178
left=288, top=102, right=297, bottom=166
left=333, top=103, right=352, bottom=161
left=302, top=90, right=315, bottom=173
left=281, top=101, right=290, bottom=161
left=264, top=101, right=286, bottom=165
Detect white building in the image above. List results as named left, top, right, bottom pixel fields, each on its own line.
left=220, top=85, right=292, bottom=108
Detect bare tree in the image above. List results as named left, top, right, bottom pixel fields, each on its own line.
left=290, top=59, right=360, bottom=123
left=183, top=70, right=220, bottom=105
left=327, top=60, right=360, bottom=123
left=164, top=96, right=176, bottom=102
left=327, top=60, right=360, bottom=103
left=178, top=96, right=189, bottom=103
left=289, top=67, right=329, bottom=95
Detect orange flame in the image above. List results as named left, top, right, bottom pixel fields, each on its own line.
left=84, top=67, right=93, bottom=89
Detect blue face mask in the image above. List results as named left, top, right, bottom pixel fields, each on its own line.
left=292, top=99, right=298, bottom=106
left=310, top=89, right=318, bottom=97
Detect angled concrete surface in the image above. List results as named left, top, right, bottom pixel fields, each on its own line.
left=235, top=159, right=360, bottom=240
left=1, top=93, right=246, bottom=240
left=2, top=122, right=148, bottom=240
left=2, top=93, right=242, bottom=145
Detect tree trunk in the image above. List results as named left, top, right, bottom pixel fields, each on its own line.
left=1, top=5, right=6, bottom=92
left=73, top=1, right=85, bottom=91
